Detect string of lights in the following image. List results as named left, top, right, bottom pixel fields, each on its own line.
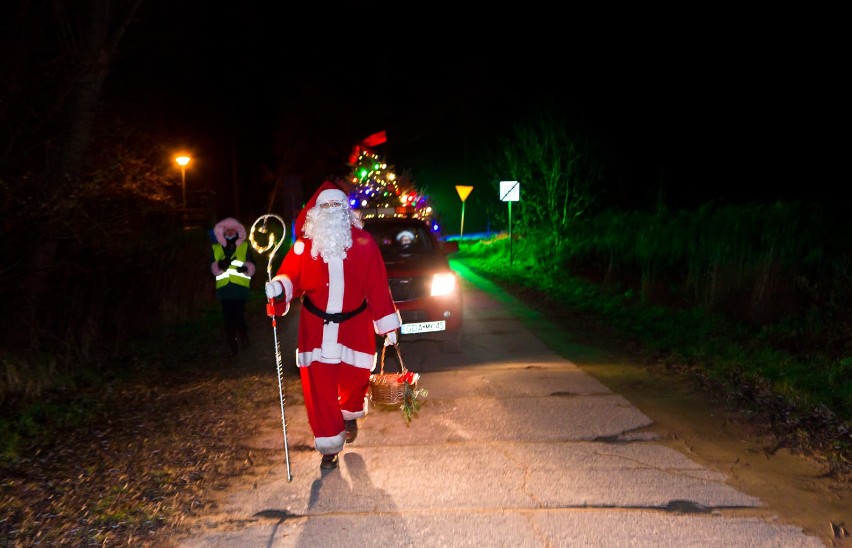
left=347, top=149, right=434, bottom=225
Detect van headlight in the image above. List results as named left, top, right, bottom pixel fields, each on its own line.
left=430, top=273, right=456, bottom=296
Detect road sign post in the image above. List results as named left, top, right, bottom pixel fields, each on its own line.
left=499, top=181, right=520, bottom=265
left=455, top=185, right=473, bottom=238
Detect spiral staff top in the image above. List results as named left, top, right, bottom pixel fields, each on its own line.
left=249, top=214, right=293, bottom=480
left=249, top=214, right=287, bottom=282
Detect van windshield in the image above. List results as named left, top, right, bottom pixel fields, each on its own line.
left=364, top=222, right=434, bottom=256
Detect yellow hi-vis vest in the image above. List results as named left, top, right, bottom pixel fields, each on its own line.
left=212, top=242, right=251, bottom=289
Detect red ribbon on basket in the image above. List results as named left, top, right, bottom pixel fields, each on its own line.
left=397, top=371, right=418, bottom=384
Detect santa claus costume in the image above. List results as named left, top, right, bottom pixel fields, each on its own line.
left=266, top=181, right=400, bottom=469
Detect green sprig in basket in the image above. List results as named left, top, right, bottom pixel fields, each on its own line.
left=370, top=343, right=428, bottom=423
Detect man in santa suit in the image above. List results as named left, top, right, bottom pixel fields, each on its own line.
left=265, top=181, right=401, bottom=471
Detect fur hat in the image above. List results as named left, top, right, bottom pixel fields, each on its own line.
left=213, top=217, right=247, bottom=246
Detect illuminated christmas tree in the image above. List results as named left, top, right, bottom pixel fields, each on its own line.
left=347, top=141, right=435, bottom=226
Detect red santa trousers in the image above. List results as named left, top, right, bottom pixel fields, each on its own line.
left=299, top=360, right=371, bottom=455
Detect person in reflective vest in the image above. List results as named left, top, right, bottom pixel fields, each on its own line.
left=211, top=217, right=256, bottom=356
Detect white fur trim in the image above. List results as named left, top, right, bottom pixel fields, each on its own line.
left=297, top=346, right=376, bottom=369
left=320, top=322, right=342, bottom=361
left=342, top=408, right=365, bottom=420
left=294, top=240, right=305, bottom=255
left=314, top=432, right=345, bottom=455
left=326, top=258, right=344, bottom=313
left=374, top=310, right=402, bottom=334
left=316, top=188, right=347, bottom=206
left=272, top=275, right=293, bottom=302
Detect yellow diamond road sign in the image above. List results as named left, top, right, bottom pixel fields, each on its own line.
left=455, top=185, right=473, bottom=202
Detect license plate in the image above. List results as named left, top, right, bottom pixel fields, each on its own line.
left=401, top=321, right=446, bottom=334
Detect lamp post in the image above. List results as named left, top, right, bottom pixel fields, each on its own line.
left=175, top=155, right=191, bottom=209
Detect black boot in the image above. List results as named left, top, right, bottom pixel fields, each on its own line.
left=320, top=453, right=339, bottom=470
left=345, top=419, right=358, bottom=443
left=239, top=328, right=250, bottom=350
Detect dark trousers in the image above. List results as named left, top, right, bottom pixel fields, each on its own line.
left=221, top=299, right=249, bottom=353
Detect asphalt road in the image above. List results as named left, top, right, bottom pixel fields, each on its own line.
left=176, top=267, right=826, bottom=547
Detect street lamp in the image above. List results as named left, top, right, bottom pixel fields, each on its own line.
left=175, top=154, right=191, bottom=209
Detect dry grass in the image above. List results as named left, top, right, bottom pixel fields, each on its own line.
left=0, top=354, right=293, bottom=546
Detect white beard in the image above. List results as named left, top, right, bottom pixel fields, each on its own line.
left=303, top=207, right=362, bottom=262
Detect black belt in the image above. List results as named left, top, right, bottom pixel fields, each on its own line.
left=302, top=296, right=367, bottom=325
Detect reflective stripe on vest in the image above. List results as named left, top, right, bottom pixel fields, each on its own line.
left=212, top=242, right=251, bottom=288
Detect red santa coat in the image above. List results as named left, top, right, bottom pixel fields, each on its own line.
left=272, top=226, right=401, bottom=370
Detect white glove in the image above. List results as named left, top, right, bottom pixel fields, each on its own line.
left=384, top=330, right=398, bottom=346
left=265, top=280, right=283, bottom=299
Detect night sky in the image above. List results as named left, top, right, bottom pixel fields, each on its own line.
left=108, top=3, right=846, bottom=234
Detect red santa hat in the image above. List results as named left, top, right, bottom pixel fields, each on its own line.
left=294, top=181, right=349, bottom=238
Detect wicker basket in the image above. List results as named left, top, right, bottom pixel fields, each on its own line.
left=369, top=344, right=414, bottom=405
